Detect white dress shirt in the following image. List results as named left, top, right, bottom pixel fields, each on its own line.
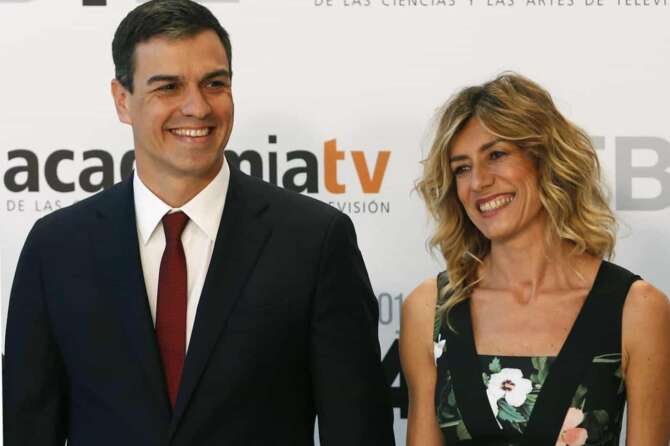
left=133, top=159, right=230, bottom=349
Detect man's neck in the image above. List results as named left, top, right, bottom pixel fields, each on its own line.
left=135, top=160, right=224, bottom=208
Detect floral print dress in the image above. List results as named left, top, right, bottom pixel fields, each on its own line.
left=433, top=261, right=640, bottom=446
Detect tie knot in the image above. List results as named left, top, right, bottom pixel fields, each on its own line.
left=162, top=211, right=189, bottom=243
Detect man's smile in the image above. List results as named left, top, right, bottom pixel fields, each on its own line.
left=168, top=127, right=213, bottom=138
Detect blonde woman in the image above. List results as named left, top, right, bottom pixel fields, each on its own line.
left=400, top=73, right=670, bottom=445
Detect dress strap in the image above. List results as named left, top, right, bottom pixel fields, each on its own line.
left=443, top=300, right=503, bottom=437
left=434, top=271, right=450, bottom=344
left=522, top=260, right=641, bottom=444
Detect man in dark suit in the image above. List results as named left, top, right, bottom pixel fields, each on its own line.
left=2, top=1, right=395, bottom=445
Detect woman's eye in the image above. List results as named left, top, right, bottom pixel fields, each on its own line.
left=453, top=165, right=470, bottom=176
left=490, top=150, right=507, bottom=160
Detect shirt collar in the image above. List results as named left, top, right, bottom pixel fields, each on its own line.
left=133, top=157, right=230, bottom=245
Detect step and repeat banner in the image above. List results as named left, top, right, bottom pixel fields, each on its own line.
left=1, top=0, right=669, bottom=444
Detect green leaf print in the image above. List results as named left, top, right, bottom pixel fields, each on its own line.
left=571, top=385, right=588, bottom=409
left=517, top=393, right=538, bottom=419
left=525, top=393, right=538, bottom=405
left=530, top=356, right=549, bottom=386
left=437, top=374, right=460, bottom=424
left=456, top=421, right=472, bottom=440
left=482, top=372, right=490, bottom=387
left=531, top=356, right=547, bottom=372
left=592, top=410, right=609, bottom=425
left=517, top=402, right=532, bottom=419
left=438, top=386, right=460, bottom=422
left=581, top=410, right=610, bottom=442
left=592, top=353, right=622, bottom=364
left=447, top=388, right=456, bottom=407
left=510, top=421, right=523, bottom=433
left=489, top=357, right=502, bottom=373
left=497, top=400, right=527, bottom=424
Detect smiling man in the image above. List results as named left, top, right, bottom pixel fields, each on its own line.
left=2, top=1, right=395, bottom=445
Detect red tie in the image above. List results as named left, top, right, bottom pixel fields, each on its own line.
left=156, top=211, right=189, bottom=408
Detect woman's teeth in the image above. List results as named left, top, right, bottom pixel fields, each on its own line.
left=479, top=195, right=514, bottom=212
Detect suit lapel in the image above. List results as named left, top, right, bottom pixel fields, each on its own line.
left=168, top=166, right=272, bottom=438
left=90, top=177, right=171, bottom=417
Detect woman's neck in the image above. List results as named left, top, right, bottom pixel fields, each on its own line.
left=481, top=235, right=597, bottom=303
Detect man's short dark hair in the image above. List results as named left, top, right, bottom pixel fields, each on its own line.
left=112, top=0, right=232, bottom=93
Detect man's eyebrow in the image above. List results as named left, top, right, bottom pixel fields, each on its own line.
left=145, top=69, right=232, bottom=87
left=201, top=69, right=232, bottom=81
left=146, top=74, right=182, bottom=86
left=449, top=138, right=503, bottom=163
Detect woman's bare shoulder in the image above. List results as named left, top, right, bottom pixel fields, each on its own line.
left=624, top=280, right=669, bottom=321
left=402, top=277, right=439, bottom=325
left=623, top=280, right=670, bottom=354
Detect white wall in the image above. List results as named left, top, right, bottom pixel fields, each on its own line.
left=2, top=1, right=669, bottom=444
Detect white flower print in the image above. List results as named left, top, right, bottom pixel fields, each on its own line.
left=433, top=334, right=446, bottom=365
left=486, top=368, right=533, bottom=415
left=486, top=387, right=502, bottom=418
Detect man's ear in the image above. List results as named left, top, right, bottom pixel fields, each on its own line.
left=111, top=79, right=132, bottom=125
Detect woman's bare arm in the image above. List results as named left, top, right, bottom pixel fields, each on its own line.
left=623, top=280, right=670, bottom=445
left=400, top=278, right=444, bottom=446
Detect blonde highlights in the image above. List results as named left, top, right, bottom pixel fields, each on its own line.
left=417, top=73, right=616, bottom=325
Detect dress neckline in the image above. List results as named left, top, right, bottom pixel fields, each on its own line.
left=440, top=260, right=610, bottom=442
left=468, top=259, right=605, bottom=359
left=478, top=354, right=557, bottom=360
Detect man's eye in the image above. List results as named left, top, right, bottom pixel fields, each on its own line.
left=206, top=79, right=228, bottom=89
left=157, top=83, right=177, bottom=92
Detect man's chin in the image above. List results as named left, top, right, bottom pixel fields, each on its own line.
left=171, top=157, right=224, bottom=180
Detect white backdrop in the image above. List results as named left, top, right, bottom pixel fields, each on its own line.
left=1, top=0, right=669, bottom=444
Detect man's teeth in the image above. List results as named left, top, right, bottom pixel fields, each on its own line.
left=171, top=128, right=211, bottom=137
left=479, top=195, right=514, bottom=212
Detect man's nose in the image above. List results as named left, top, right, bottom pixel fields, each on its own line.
left=180, top=86, right=212, bottom=119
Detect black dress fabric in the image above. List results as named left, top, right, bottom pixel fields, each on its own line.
left=433, top=261, right=641, bottom=446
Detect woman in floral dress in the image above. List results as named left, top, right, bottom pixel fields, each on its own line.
left=400, top=73, right=670, bottom=445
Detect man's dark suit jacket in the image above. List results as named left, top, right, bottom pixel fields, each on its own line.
left=3, top=159, right=395, bottom=446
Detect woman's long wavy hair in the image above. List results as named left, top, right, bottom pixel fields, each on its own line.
left=417, top=73, right=616, bottom=327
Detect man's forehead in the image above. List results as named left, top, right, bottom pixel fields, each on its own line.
left=133, top=30, right=229, bottom=77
